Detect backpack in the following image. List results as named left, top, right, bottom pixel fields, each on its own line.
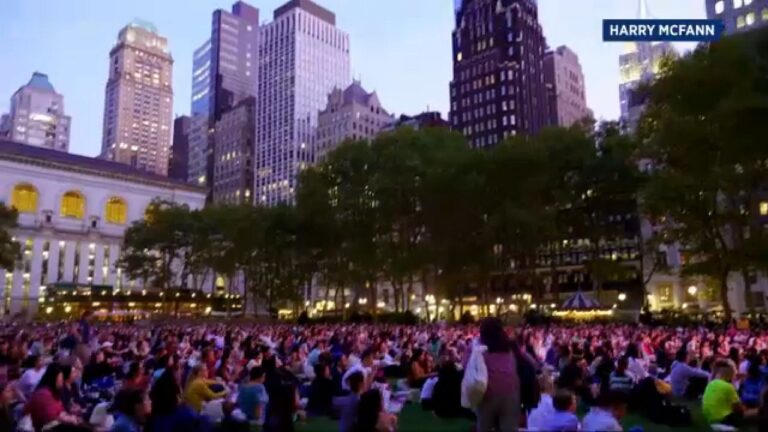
left=461, top=345, right=488, bottom=409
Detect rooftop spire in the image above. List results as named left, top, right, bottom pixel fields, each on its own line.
left=637, top=0, right=652, bottom=19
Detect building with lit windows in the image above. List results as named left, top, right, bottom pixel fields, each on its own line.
left=212, top=97, right=255, bottom=204
left=544, top=46, right=593, bottom=127
left=2, top=72, right=71, bottom=152
left=449, top=0, right=551, bottom=148
left=255, top=0, right=351, bottom=205
left=0, top=138, right=206, bottom=317
left=100, top=19, right=173, bottom=176
left=315, top=81, right=392, bottom=162
left=168, top=115, right=190, bottom=182
left=618, top=1, right=677, bottom=131
left=707, top=0, right=768, bottom=34
left=189, top=1, right=260, bottom=203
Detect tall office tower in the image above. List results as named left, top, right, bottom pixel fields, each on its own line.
left=213, top=97, right=255, bottom=204
left=449, top=0, right=550, bottom=148
left=707, top=0, right=768, bottom=34
left=0, top=114, right=9, bottom=138
left=255, top=0, right=351, bottom=205
left=4, top=72, right=71, bottom=151
left=544, top=46, right=593, bottom=127
left=315, top=81, right=392, bottom=162
left=169, top=115, right=190, bottom=181
left=619, top=0, right=677, bottom=131
left=100, top=19, right=173, bottom=175
left=188, top=1, right=259, bottom=203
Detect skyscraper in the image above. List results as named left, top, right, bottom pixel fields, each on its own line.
left=100, top=20, right=173, bottom=175
left=169, top=115, right=190, bottom=181
left=3, top=72, right=71, bottom=151
left=315, top=81, right=392, bottom=162
left=255, top=0, right=351, bottom=205
left=707, top=0, right=768, bottom=34
left=188, top=1, right=259, bottom=203
left=449, top=0, right=550, bottom=148
left=618, top=1, right=676, bottom=131
left=544, top=46, right=592, bottom=127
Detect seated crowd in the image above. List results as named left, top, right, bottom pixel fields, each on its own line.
left=1, top=312, right=768, bottom=431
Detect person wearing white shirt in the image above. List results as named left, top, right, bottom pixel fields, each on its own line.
left=582, top=391, right=628, bottom=432
left=526, top=373, right=555, bottom=431
left=18, top=356, right=46, bottom=400
left=536, top=389, right=580, bottom=432
left=341, top=349, right=375, bottom=391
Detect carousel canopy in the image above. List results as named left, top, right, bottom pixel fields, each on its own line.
left=561, top=292, right=601, bottom=309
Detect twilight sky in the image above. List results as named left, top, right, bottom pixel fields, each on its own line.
left=0, top=0, right=705, bottom=157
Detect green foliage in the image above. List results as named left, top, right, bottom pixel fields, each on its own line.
left=0, top=202, right=20, bottom=271
left=638, top=28, right=768, bottom=318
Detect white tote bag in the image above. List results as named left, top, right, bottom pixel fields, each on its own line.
left=461, top=345, right=488, bottom=409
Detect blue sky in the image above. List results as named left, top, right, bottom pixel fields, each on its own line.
left=0, top=0, right=704, bottom=157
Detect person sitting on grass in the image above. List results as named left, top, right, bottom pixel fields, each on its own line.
left=581, top=390, right=628, bottom=432
left=237, top=366, right=269, bottom=425
left=536, top=388, right=579, bottom=432
left=702, top=361, right=748, bottom=426
left=307, top=362, right=335, bottom=417
left=183, top=364, right=228, bottom=413
left=354, top=388, right=398, bottom=432
left=739, top=360, right=764, bottom=409
left=110, top=388, right=151, bottom=432
left=526, top=373, right=555, bottom=431
left=609, top=356, right=634, bottom=395
left=338, top=371, right=365, bottom=432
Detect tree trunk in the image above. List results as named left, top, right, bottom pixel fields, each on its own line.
left=406, top=275, right=414, bottom=311
left=393, top=280, right=401, bottom=313
left=720, top=269, right=732, bottom=322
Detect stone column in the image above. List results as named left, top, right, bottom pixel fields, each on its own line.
left=47, top=240, right=61, bottom=285
left=62, top=242, right=76, bottom=282
left=93, top=244, right=105, bottom=285
left=77, top=242, right=91, bottom=285
left=672, top=280, right=683, bottom=309
left=28, top=238, right=45, bottom=312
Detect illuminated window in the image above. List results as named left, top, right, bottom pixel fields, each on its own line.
left=737, top=15, right=746, bottom=27
left=105, top=197, right=127, bottom=224
left=746, top=12, right=755, bottom=25
left=715, top=0, right=725, bottom=13
left=763, top=8, right=768, bottom=20
left=456, top=52, right=463, bottom=62
left=760, top=201, right=768, bottom=216
left=734, top=0, right=743, bottom=8
left=745, top=0, right=753, bottom=5
left=60, top=191, right=85, bottom=219
left=11, top=183, right=38, bottom=213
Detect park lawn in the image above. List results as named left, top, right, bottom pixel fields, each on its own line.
left=296, top=400, right=754, bottom=432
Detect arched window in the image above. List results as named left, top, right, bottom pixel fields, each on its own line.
left=105, top=197, right=127, bottom=224
left=60, top=190, right=85, bottom=219
left=11, top=183, right=38, bottom=213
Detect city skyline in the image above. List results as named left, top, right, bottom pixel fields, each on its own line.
left=0, top=0, right=703, bottom=157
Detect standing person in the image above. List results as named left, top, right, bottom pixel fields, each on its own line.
left=111, top=388, right=151, bottom=432
left=476, top=317, right=520, bottom=432
left=75, top=311, right=93, bottom=366
left=702, top=362, right=746, bottom=426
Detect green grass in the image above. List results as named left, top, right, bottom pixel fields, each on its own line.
left=293, top=400, right=754, bottom=432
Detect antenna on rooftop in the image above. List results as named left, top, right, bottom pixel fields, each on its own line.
left=638, top=0, right=653, bottom=19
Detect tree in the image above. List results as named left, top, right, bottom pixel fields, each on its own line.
left=118, top=199, right=191, bottom=292
left=0, top=203, right=20, bottom=271
left=638, top=29, right=768, bottom=318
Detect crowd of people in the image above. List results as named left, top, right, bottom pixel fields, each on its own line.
left=1, top=312, right=768, bottom=431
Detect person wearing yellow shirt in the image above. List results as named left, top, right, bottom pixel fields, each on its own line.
left=183, top=364, right=228, bottom=412
left=702, top=362, right=747, bottom=427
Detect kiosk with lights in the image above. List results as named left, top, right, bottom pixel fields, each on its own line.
left=552, top=291, right=613, bottom=320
